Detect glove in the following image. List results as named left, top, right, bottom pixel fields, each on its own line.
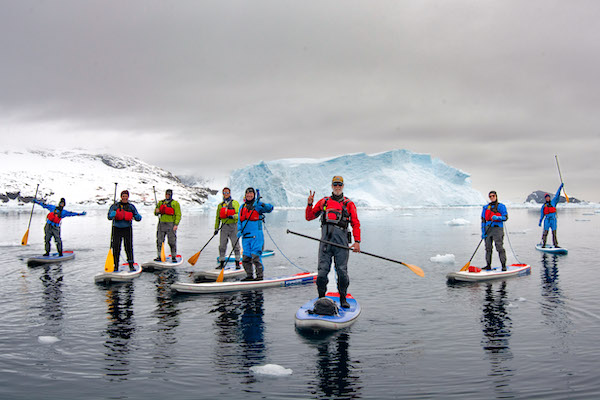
left=559, top=183, right=564, bottom=189
left=108, top=210, right=116, bottom=219
left=227, top=215, right=235, bottom=219
left=481, top=226, right=487, bottom=239
left=81, top=212, right=87, bottom=216
left=492, top=215, right=502, bottom=221
left=214, top=229, right=219, bottom=235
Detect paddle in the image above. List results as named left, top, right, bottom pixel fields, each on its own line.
left=555, top=155, right=569, bottom=203
left=188, top=225, right=223, bottom=265
left=104, top=183, right=118, bottom=273
left=216, top=189, right=261, bottom=282
left=21, top=183, right=39, bottom=246
left=286, top=229, right=425, bottom=277
left=459, top=224, right=492, bottom=271
left=153, top=186, right=166, bottom=262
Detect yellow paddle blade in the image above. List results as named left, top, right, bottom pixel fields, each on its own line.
left=459, top=261, right=471, bottom=272
left=21, top=229, right=30, bottom=246
left=160, top=243, right=166, bottom=262
left=104, top=249, right=115, bottom=272
left=188, top=251, right=201, bottom=266
left=216, top=267, right=225, bottom=283
left=565, top=193, right=570, bottom=203
left=403, top=262, right=425, bottom=277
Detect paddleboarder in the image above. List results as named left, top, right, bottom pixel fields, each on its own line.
left=35, top=197, right=86, bottom=257
left=215, top=187, right=241, bottom=269
left=154, top=189, right=182, bottom=262
left=306, top=175, right=361, bottom=308
left=539, top=183, right=563, bottom=248
left=481, top=191, right=508, bottom=271
left=108, top=190, right=142, bottom=271
left=237, top=187, right=273, bottom=281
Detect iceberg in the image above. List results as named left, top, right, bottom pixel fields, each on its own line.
left=228, top=150, right=484, bottom=207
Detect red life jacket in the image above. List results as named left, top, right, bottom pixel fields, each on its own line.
left=484, top=203, right=502, bottom=221
left=115, top=206, right=134, bottom=221
left=543, top=204, right=557, bottom=215
left=47, top=210, right=62, bottom=224
left=240, top=204, right=260, bottom=222
left=159, top=201, right=175, bottom=216
left=321, top=197, right=351, bottom=229
left=219, top=200, right=236, bottom=219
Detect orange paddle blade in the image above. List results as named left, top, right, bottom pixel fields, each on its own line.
left=104, top=249, right=115, bottom=272
left=403, top=262, right=425, bottom=277
left=460, top=261, right=471, bottom=272
left=21, top=229, right=30, bottom=246
left=188, top=251, right=201, bottom=265
left=160, top=242, right=166, bottom=262
left=216, top=267, right=225, bottom=283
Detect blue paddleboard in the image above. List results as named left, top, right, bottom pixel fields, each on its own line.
left=217, top=249, right=274, bottom=262
left=27, top=250, right=75, bottom=265
left=535, top=244, right=568, bottom=255
left=295, top=292, right=361, bottom=332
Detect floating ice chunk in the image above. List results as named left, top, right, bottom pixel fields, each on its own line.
left=430, top=254, right=455, bottom=263
left=446, top=218, right=470, bottom=226
left=38, top=336, right=60, bottom=344
left=250, top=364, right=293, bottom=376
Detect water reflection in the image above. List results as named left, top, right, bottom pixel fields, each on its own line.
left=300, top=331, right=362, bottom=400
left=210, top=290, right=266, bottom=383
left=540, top=254, right=572, bottom=340
left=103, top=283, right=136, bottom=381
left=480, top=281, right=514, bottom=396
left=38, top=265, right=64, bottom=337
left=150, top=270, right=181, bottom=374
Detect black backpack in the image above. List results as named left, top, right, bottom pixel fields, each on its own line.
left=308, top=297, right=339, bottom=316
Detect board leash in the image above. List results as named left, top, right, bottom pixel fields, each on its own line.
left=263, top=221, right=309, bottom=273
left=503, top=223, right=522, bottom=264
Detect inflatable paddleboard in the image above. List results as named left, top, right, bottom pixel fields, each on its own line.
left=217, top=249, right=275, bottom=262
left=295, top=293, right=361, bottom=332
left=27, top=250, right=75, bottom=265
left=446, top=263, right=531, bottom=283
left=191, top=265, right=246, bottom=281
left=141, top=254, right=184, bottom=270
left=94, top=263, right=142, bottom=284
left=171, top=271, right=317, bottom=294
left=535, top=244, right=568, bottom=255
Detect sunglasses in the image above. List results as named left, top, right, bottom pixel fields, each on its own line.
left=332, top=182, right=343, bottom=187
left=489, top=194, right=496, bottom=198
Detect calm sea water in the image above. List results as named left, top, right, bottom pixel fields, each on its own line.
left=1, top=206, right=599, bottom=399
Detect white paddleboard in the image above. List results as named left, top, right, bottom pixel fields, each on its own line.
left=217, top=249, right=274, bottom=262
left=141, top=254, right=184, bottom=270
left=446, top=263, right=531, bottom=283
left=94, top=262, right=142, bottom=284
left=191, top=265, right=246, bottom=281
left=27, top=250, right=75, bottom=265
left=171, top=271, right=317, bottom=294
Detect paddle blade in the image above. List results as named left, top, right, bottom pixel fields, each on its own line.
left=188, top=251, right=201, bottom=266
left=21, top=229, right=29, bottom=246
left=104, top=249, right=115, bottom=273
left=565, top=192, right=570, bottom=203
left=160, top=243, right=166, bottom=262
left=460, top=261, right=471, bottom=272
left=403, top=262, right=425, bottom=277
left=216, top=267, right=225, bottom=283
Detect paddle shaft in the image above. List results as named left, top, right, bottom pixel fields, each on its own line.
left=110, top=183, right=118, bottom=246
left=287, top=229, right=406, bottom=266
left=555, top=155, right=565, bottom=184
left=25, top=184, right=40, bottom=231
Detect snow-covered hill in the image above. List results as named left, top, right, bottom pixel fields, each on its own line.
left=228, top=149, right=485, bottom=207
left=0, top=150, right=216, bottom=208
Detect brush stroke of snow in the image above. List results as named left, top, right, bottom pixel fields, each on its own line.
left=445, top=218, right=470, bottom=226
left=430, top=254, right=455, bottom=263
left=250, top=364, right=293, bottom=376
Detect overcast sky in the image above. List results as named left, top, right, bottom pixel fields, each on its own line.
left=1, top=0, right=598, bottom=202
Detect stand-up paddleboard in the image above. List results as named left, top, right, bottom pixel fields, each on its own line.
left=27, top=250, right=75, bottom=265
left=295, top=292, right=361, bottom=332
left=217, top=249, right=275, bottom=262
left=535, top=244, right=568, bottom=255
left=171, top=271, right=317, bottom=294
left=94, top=263, right=142, bottom=284
left=191, top=265, right=246, bottom=281
left=446, top=263, right=531, bottom=283
left=141, top=254, right=184, bottom=270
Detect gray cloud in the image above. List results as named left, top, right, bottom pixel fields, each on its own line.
left=1, top=0, right=598, bottom=201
